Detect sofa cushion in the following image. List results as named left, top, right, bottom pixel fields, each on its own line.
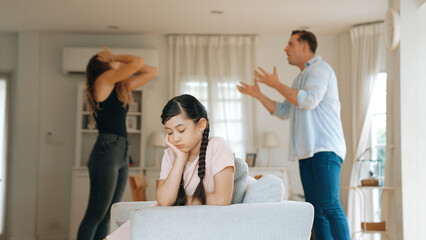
left=231, top=158, right=248, bottom=204
left=242, top=175, right=285, bottom=203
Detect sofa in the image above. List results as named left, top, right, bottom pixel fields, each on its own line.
left=110, top=159, right=314, bottom=240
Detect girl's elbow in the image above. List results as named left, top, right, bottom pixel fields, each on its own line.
left=219, top=201, right=231, bottom=206
left=215, top=197, right=232, bottom=206
left=156, top=192, right=172, bottom=206
left=156, top=201, right=169, bottom=206
left=156, top=198, right=174, bottom=206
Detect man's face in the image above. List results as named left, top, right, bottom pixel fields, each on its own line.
left=284, top=34, right=304, bottom=66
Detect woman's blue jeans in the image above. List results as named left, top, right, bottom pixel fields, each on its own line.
left=299, top=151, right=350, bottom=240
left=77, top=133, right=129, bottom=240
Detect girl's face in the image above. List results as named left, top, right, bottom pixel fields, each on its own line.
left=164, top=114, right=207, bottom=153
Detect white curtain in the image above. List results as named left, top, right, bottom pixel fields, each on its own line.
left=168, top=35, right=258, bottom=159
left=348, top=23, right=386, bottom=236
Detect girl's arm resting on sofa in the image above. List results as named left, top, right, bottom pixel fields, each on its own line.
left=188, top=167, right=234, bottom=205
left=156, top=159, right=187, bottom=206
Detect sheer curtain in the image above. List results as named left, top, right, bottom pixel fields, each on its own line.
left=348, top=23, right=386, bottom=236
left=168, top=35, right=258, bottom=159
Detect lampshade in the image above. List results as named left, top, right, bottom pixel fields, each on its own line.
left=263, top=132, right=279, bottom=148
left=148, top=131, right=165, bottom=147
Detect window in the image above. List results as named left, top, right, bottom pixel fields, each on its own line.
left=181, top=79, right=246, bottom=159
left=371, top=72, right=387, bottom=183
left=370, top=72, right=387, bottom=224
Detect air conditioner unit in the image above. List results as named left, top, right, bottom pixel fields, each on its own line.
left=62, top=47, right=159, bottom=75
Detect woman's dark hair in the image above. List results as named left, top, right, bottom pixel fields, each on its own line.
left=291, top=30, right=318, bottom=54
left=86, top=54, right=133, bottom=123
left=161, top=94, right=209, bottom=206
left=86, top=55, right=110, bottom=123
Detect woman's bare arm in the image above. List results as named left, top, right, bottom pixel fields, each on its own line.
left=125, top=64, right=158, bottom=90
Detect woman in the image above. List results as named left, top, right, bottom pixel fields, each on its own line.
left=106, top=94, right=235, bottom=240
left=77, top=47, right=157, bottom=240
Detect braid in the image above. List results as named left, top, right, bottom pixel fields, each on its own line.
left=174, top=176, right=187, bottom=206
left=193, top=126, right=209, bottom=205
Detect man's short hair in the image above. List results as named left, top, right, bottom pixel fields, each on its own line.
left=291, top=30, right=317, bottom=54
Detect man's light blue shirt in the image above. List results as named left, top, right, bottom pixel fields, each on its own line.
left=273, top=56, right=346, bottom=161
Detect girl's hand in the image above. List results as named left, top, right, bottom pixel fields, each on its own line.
left=97, top=46, right=114, bottom=63
left=165, top=135, right=188, bottom=163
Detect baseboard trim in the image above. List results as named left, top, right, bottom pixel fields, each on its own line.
left=36, top=236, right=68, bottom=240
left=9, top=237, right=37, bottom=240
left=9, top=235, right=67, bottom=240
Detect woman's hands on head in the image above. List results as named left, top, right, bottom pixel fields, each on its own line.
left=97, top=47, right=115, bottom=63
left=165, top=134, right=189, bottom=163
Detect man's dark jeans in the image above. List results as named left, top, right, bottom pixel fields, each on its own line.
left=299, top=151, right=350, bottom=240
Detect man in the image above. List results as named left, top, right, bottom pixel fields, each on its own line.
left=237, top=30, right=349, bottom=240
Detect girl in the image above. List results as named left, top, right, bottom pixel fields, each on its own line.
left=106, top=94, right=235, bottom=239
left=157, top=94, right=235, bottom=206
left=78, top=47, right=157, bottom=240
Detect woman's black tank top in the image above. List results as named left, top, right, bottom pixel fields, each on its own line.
left=95, top=88, right=129, bottom=138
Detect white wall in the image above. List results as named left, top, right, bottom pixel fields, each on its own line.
left=337, top=33, right=353, bottom=212
left=8, top=33, right=168, bottom=240
left=399, top=2, right=426, bottom=238
left=0, top=33, right=17, bottom=240
left=256, top=33, right=353, bottom=203
left=387, top=0, right=426, bottom=239
left=0, top=33, right=17, bottom=72
left=10, top=33, right=41, bottom=240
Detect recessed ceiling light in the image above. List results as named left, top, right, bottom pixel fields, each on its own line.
left=210, top=10, right=223, bottom=14
left=108, top=25, right=120, bottom=30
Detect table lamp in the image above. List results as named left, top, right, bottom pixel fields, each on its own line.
left=148, top=131, right=165, bottom=168
left=263, top=132, right=279, bottom=167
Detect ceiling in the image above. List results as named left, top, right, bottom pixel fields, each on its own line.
left=0, top=0, right=388, bottom=35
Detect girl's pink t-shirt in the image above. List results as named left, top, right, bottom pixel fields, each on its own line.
left=159, top=136, right=235, bottom=195
left=106, top=137, right=235, bottom=240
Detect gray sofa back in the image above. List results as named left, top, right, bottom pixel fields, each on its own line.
left=130, top=201, right=314, bottom=240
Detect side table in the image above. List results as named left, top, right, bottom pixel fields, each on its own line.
left=344, top=186, right=394, bottom=240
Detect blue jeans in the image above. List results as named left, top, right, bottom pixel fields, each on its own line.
left=77, top=133, right=129, bottom=240
left=299, top=151, right=350, bottom=240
